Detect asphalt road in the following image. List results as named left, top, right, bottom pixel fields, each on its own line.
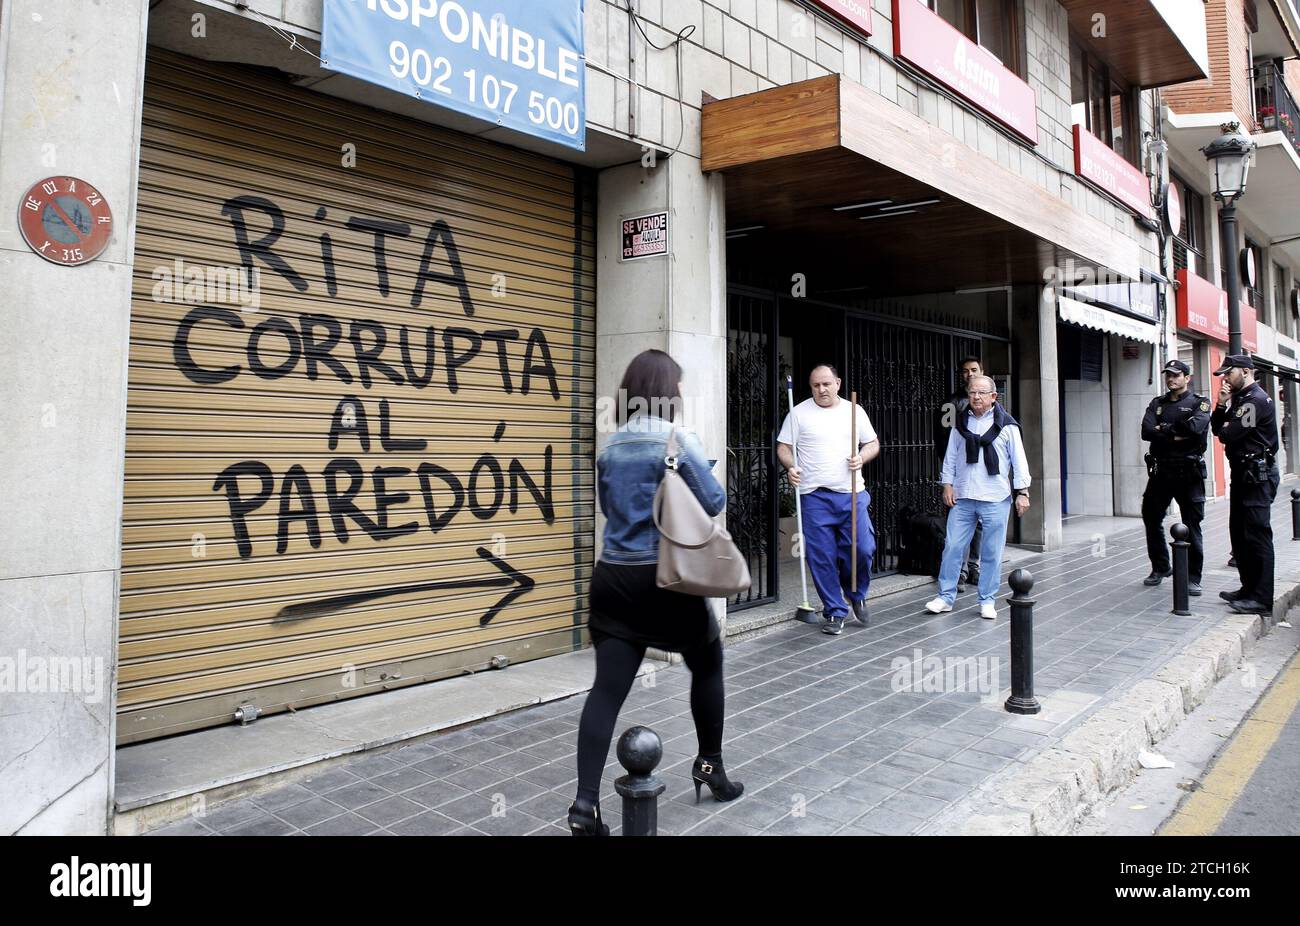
left=1161, top=641, right=1300, bottom=836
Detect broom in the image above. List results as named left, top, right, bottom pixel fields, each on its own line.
left=850, top=390, right=858, bottom=599
left=786, top=375, right=819, bottom=623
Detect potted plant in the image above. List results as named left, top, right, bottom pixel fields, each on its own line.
left=1258, top=105, right=1277, bottom=131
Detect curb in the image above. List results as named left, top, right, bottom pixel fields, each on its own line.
left=948, top=580, right=1300, bottom=836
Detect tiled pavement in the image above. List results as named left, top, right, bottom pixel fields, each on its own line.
left=149, top=490, right=1299, bottom=836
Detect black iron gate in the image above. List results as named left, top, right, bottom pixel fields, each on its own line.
left=726, top=290, right=778, bottom=610
left=844, top=314, right=982, bottom=574
left=726, top=288, right=998, bottom=610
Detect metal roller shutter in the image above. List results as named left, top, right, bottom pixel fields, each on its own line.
left=118, top=51, right=595, bottom=743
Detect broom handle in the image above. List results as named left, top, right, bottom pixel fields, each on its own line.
left=787, top=376, right=810, bottom=605
left=850, top=390, right=858, bottom=594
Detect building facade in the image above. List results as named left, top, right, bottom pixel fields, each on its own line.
left=1162, top=0, right=1300, bottom=489
left=4, top=0, right=1265, bottom=835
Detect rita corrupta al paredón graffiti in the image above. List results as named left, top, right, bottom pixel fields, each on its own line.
left=170, top=196, right=563, bottom=624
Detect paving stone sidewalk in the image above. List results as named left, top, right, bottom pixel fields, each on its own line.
left=150, top=491, right=1300, bottom=836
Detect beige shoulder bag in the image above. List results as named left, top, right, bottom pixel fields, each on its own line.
left=652, top=428, right=752, bottom=597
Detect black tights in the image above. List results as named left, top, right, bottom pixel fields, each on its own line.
left=574, top=636, right=725, bottom=803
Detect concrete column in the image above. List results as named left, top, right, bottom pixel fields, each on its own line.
left=0, top=0, right=150, bottom=835
left=1012, top=285, right=1062, bottom=551
left=1110, top=341, right=1159, bottom=517
left=593, top=152, right=727, bottom=618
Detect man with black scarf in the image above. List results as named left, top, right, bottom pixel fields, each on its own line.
left=937, top=356, right=985, bottom=588
left=925, top=375, right=1031, bottom=620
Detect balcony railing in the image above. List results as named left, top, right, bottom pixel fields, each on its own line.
left=1254, top=60, right=1300, bottom=156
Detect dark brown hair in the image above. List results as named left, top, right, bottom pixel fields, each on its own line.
left=618, top=349, right=683, bottom=424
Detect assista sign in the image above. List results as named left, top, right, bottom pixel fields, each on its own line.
left=808, top=0, right=873, bottom=37
left=1176, top=268, right=1259, bottom=351
left=1073, top=125, right=1153, bottom=219
left=892, top=0, right=1038, bottom=145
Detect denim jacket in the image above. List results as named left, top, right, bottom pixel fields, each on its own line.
left=597, top=415, right=727, bottom=565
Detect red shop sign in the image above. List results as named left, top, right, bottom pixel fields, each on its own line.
left=1242, top=303, right=1259, bottom=352
left=1176, top=268, right=1259, bottom=350
left=1073, top=125, right=1153, bottom=219
left=892, top=0, right=1039, bottom=145
left=1176, top=268, right=1228, bottom=341
left=809, top=0, right=873, bottom=37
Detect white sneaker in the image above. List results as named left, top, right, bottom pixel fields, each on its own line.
left=980, top=602, right=997, bottom=620
left=924, top=597, right=953, bottom=614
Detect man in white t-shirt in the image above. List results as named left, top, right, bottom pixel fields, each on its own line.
left=776, top=363, right=881, bottom=635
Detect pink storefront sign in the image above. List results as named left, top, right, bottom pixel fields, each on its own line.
left=1073, top=125, right=1154, bottom=218
left=892, top=0, right=1039, bottom=145
left=808, top=0, right=873, bottom=37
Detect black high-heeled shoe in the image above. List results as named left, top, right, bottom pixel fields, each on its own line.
left=567, top=797, right=610, bottom=836
left=692, top=757, right=744, bottom=803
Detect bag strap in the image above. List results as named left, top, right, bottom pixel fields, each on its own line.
left=663, top=426, right=681, bottom=469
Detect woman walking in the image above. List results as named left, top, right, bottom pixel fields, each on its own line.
left=568, top=349, right=744, bottom=835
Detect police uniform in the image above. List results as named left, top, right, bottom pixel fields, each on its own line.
left=1210, top=355, right=1280, bottom=613
left=1140, top=361, right=1210, bottom=589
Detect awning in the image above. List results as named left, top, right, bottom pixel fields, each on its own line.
left=1252, top=355, right=1300, bottom=384
left=1057, top=294, right=1160, bottom=343
left=1060, top=0, right=1209, bottom=88
left=701, top=75, right=1144, bottom=293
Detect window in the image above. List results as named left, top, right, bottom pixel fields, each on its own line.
left=1070, top=37, right=1138, bottom=165
left=928, top=0, right=1024, bottom=76
left=1170, top=172, right=1206, bottom=278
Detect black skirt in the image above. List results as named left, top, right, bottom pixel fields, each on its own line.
left=588, top=560, right=719, bottom=652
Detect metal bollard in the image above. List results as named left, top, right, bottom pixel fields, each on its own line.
left=614, top=726, right=665, bottom=836
left=1004, top=569, right=1041, bottom=715
left=1170, top=523, right=1191, bottom=616
left=1292, top=489, right=1300, bottom=540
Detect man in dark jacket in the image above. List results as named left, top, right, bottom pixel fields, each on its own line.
left=1140, top=360, right=1210, bottom=593
left=1211, top=355, right=1280, bottom=615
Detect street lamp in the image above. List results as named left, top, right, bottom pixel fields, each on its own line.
left=1202, top=123, right=1256, bottom=354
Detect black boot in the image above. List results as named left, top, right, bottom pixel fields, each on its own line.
left=1144, top=569, right=1172, bottom=586
left=567, top=797, right=609, bottom=836
left=692, top=756, right=744, bottom=803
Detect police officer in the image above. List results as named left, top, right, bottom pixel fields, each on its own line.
left=1141, top=360, right=1211, bottom=593
left=1211, top=354, right=1280, bottom=615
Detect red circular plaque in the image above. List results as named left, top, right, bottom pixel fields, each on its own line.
left=17, top=175, right=113, bottom=266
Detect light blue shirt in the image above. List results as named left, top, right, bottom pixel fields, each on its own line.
left=940, top=407, right=1032, bottom=502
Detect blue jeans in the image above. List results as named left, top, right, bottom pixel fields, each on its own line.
left=802, top=488, right=876, bottom=619
left=937, top=497, right=1011, bottom=605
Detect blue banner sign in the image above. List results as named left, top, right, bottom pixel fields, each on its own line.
left=322, top=0, right=586, bottom=151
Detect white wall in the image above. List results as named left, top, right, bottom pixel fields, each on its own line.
left=1110, top=340, right=1160, bottom=517
left=1063, top=339, right=1115, bottom=516
left=0, top=0, right=150, bottom=834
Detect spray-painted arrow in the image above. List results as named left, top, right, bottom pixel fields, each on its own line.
left=274, top=547, right=534, bottom=626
